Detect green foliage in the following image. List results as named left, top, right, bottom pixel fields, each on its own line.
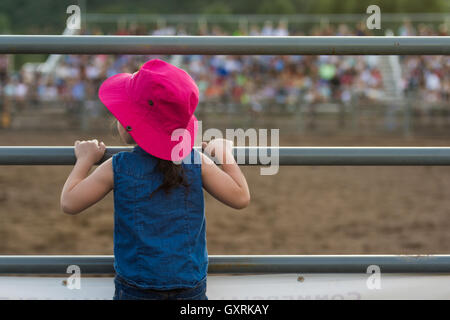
left=305, top=0, right=447, bottom=13
left=258, top=0, right=296, bottom=14
left=202, top=2, right=232, bottom=15
left=0, top=0, right=447, bottom=34
left=0, top=14, right=10, bottom=33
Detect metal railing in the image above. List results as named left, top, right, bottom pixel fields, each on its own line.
left=0, top=36, right=449, bottom=55
left=1, top=255, right=449, bottom=275
left=1, top=35, right=449, bottom=276
left=1, top=146, right=450, bottom=166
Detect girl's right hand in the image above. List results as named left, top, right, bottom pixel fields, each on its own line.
left=202, top=138, right=234, bottom=164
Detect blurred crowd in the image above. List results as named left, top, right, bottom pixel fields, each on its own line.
left=397, top=20, right=450, bottom=105
left=0, top=20, right=449, bottom=120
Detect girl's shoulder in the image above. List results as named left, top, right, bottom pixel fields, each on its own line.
left=111, top=151, right=127, bottom=174
left=112, top=149, right=131, bottom=164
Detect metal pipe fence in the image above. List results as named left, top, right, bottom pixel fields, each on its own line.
left=1, top=35, right=449, bottom=277
left=1, top=146, right=450, bottom=166
left=0, top=36, right=449, bottom=55
left=1, top=255, right=449, bottom=275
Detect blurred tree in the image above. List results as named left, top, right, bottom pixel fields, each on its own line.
left=0, top=0, right=447, bottom=33
left=0, top=14, right=10, bottom=33
left=0, top=0, right=73, bottom=33
left=258, top=0, right=296, bottom=14
left=202, top=2, right=232, bottom=15
left=306, top=0, right=446, bottom=13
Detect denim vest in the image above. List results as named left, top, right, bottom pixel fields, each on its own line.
left=112, top=145, right=207, bottom=290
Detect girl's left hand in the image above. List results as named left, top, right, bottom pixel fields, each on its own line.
left=74, top=139, right=106, bottom=164
left=202, top=138, right=234, bottom=164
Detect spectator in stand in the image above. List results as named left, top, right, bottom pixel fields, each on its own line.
left=273, top=21, right=289, bottom=36
left=1, top=20, right=447, bottom=120
left=261, top=21, right=274, bottom=36
left=398, top=19, right=416, bottom=36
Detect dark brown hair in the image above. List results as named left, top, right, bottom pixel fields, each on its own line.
left=149, top=158, right=190, bottom=198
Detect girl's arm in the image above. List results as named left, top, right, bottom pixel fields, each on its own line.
left=60, top=139, right=114, bottom=215
left=201, top=139, right=250, bottom=210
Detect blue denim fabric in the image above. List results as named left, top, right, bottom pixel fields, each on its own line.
left=113, top=274, right=208, bottom=300
left=112, top=145, right=207, bottom=291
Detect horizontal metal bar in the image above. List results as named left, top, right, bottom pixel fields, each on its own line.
left=1, top=146, right=450, bottom=166
left=0, top=255, right=449, bottom=275
left=0, top=36, right=448, bottom=55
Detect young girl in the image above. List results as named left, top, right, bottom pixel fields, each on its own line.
left=60, top=59, right=250, bottom=300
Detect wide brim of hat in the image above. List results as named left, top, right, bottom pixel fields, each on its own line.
left=98, top=73, right=198, bottom=161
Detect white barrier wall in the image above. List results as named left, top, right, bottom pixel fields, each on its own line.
left=1, top=274, right=449, bottom=300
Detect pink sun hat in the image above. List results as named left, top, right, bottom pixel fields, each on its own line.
left=98, top=59, right=199, bottom=161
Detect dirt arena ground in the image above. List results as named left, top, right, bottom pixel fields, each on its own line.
left=0, top=129, right=449, bottom=255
